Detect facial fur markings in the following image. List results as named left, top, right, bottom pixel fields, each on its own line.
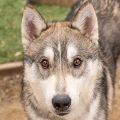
left=67, top=44, right=77, bottom=62
left=43, top=47, right=54, bottom=63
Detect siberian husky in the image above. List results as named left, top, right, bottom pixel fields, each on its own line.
left=21, top=1, right=120, bottom=120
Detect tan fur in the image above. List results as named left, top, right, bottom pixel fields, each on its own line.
left=21, top=3, right=114, bottom=120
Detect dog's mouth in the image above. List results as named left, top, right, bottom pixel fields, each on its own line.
left=55, top=110, right=70, bottom=116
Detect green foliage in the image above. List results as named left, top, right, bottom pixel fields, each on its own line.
left=0, top=0, right=69, bottom=63
left=37, top=5, right=69, bottom=21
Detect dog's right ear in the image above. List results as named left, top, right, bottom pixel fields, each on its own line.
left=21, top=5, right=47, bottom=50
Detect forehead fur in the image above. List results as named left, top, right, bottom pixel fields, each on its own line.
left=25, top=22, right=98, bottom=59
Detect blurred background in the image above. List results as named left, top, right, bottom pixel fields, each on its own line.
left=0, top=0, right=120, bottom=120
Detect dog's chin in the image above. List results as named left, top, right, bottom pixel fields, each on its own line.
left=55, top=110, right=70, bottom=116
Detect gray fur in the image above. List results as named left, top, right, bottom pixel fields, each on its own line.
left=66, top=0, right=120, bottom=84
left=21, top=1, right=120, bottom=120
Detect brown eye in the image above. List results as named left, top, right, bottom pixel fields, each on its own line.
left=73, top=58, right=82, bottom=68
left=40, top=59, right=49, bottom=69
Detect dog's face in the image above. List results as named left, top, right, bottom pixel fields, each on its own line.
left=22, top=4, right=103, bottom=119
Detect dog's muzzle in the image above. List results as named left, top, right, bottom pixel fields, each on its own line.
left=52, top=95, right=71, bottom=116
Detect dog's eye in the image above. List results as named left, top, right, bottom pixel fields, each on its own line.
left=40, top=59, right=49, bottom=69
left=73, top=58, right=82, bottom=68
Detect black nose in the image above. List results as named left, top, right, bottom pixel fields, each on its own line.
left=52, top=95, right=71, bottom=111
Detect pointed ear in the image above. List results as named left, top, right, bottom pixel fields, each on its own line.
left=21, top=5, right=47, bottom=49
left=72, top=3, right=98, bottom=45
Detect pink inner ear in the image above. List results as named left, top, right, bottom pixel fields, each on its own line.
left=26, top=20, right=38, bottom=41
left=83, top=16, right=93, bottom=35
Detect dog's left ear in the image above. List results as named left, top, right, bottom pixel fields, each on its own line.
left=22, top=5, right=47, bottom=50
left=72, top=3, right=98, bottom=45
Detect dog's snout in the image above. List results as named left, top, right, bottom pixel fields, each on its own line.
left=52, top=95, right=71, bottom=111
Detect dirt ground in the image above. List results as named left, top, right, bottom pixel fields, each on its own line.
left=0, top=61, right=120, bottom=120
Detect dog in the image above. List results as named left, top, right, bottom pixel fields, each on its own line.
left=21, top=0, right=120, bottom=120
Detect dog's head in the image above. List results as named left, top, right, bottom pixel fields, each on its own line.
left=22, top=3, right=103, bottom=118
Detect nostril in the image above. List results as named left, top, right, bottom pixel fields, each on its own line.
left=52, top=95, right=71, bottom=111
left=54, top=102, right=61, bottom=109
left=52, top=98, right=61, bottom=110
left=64, top=102, right=70, bottom=107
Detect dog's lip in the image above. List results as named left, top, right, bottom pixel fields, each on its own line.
left=55, top=110, right=70, bottom=116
